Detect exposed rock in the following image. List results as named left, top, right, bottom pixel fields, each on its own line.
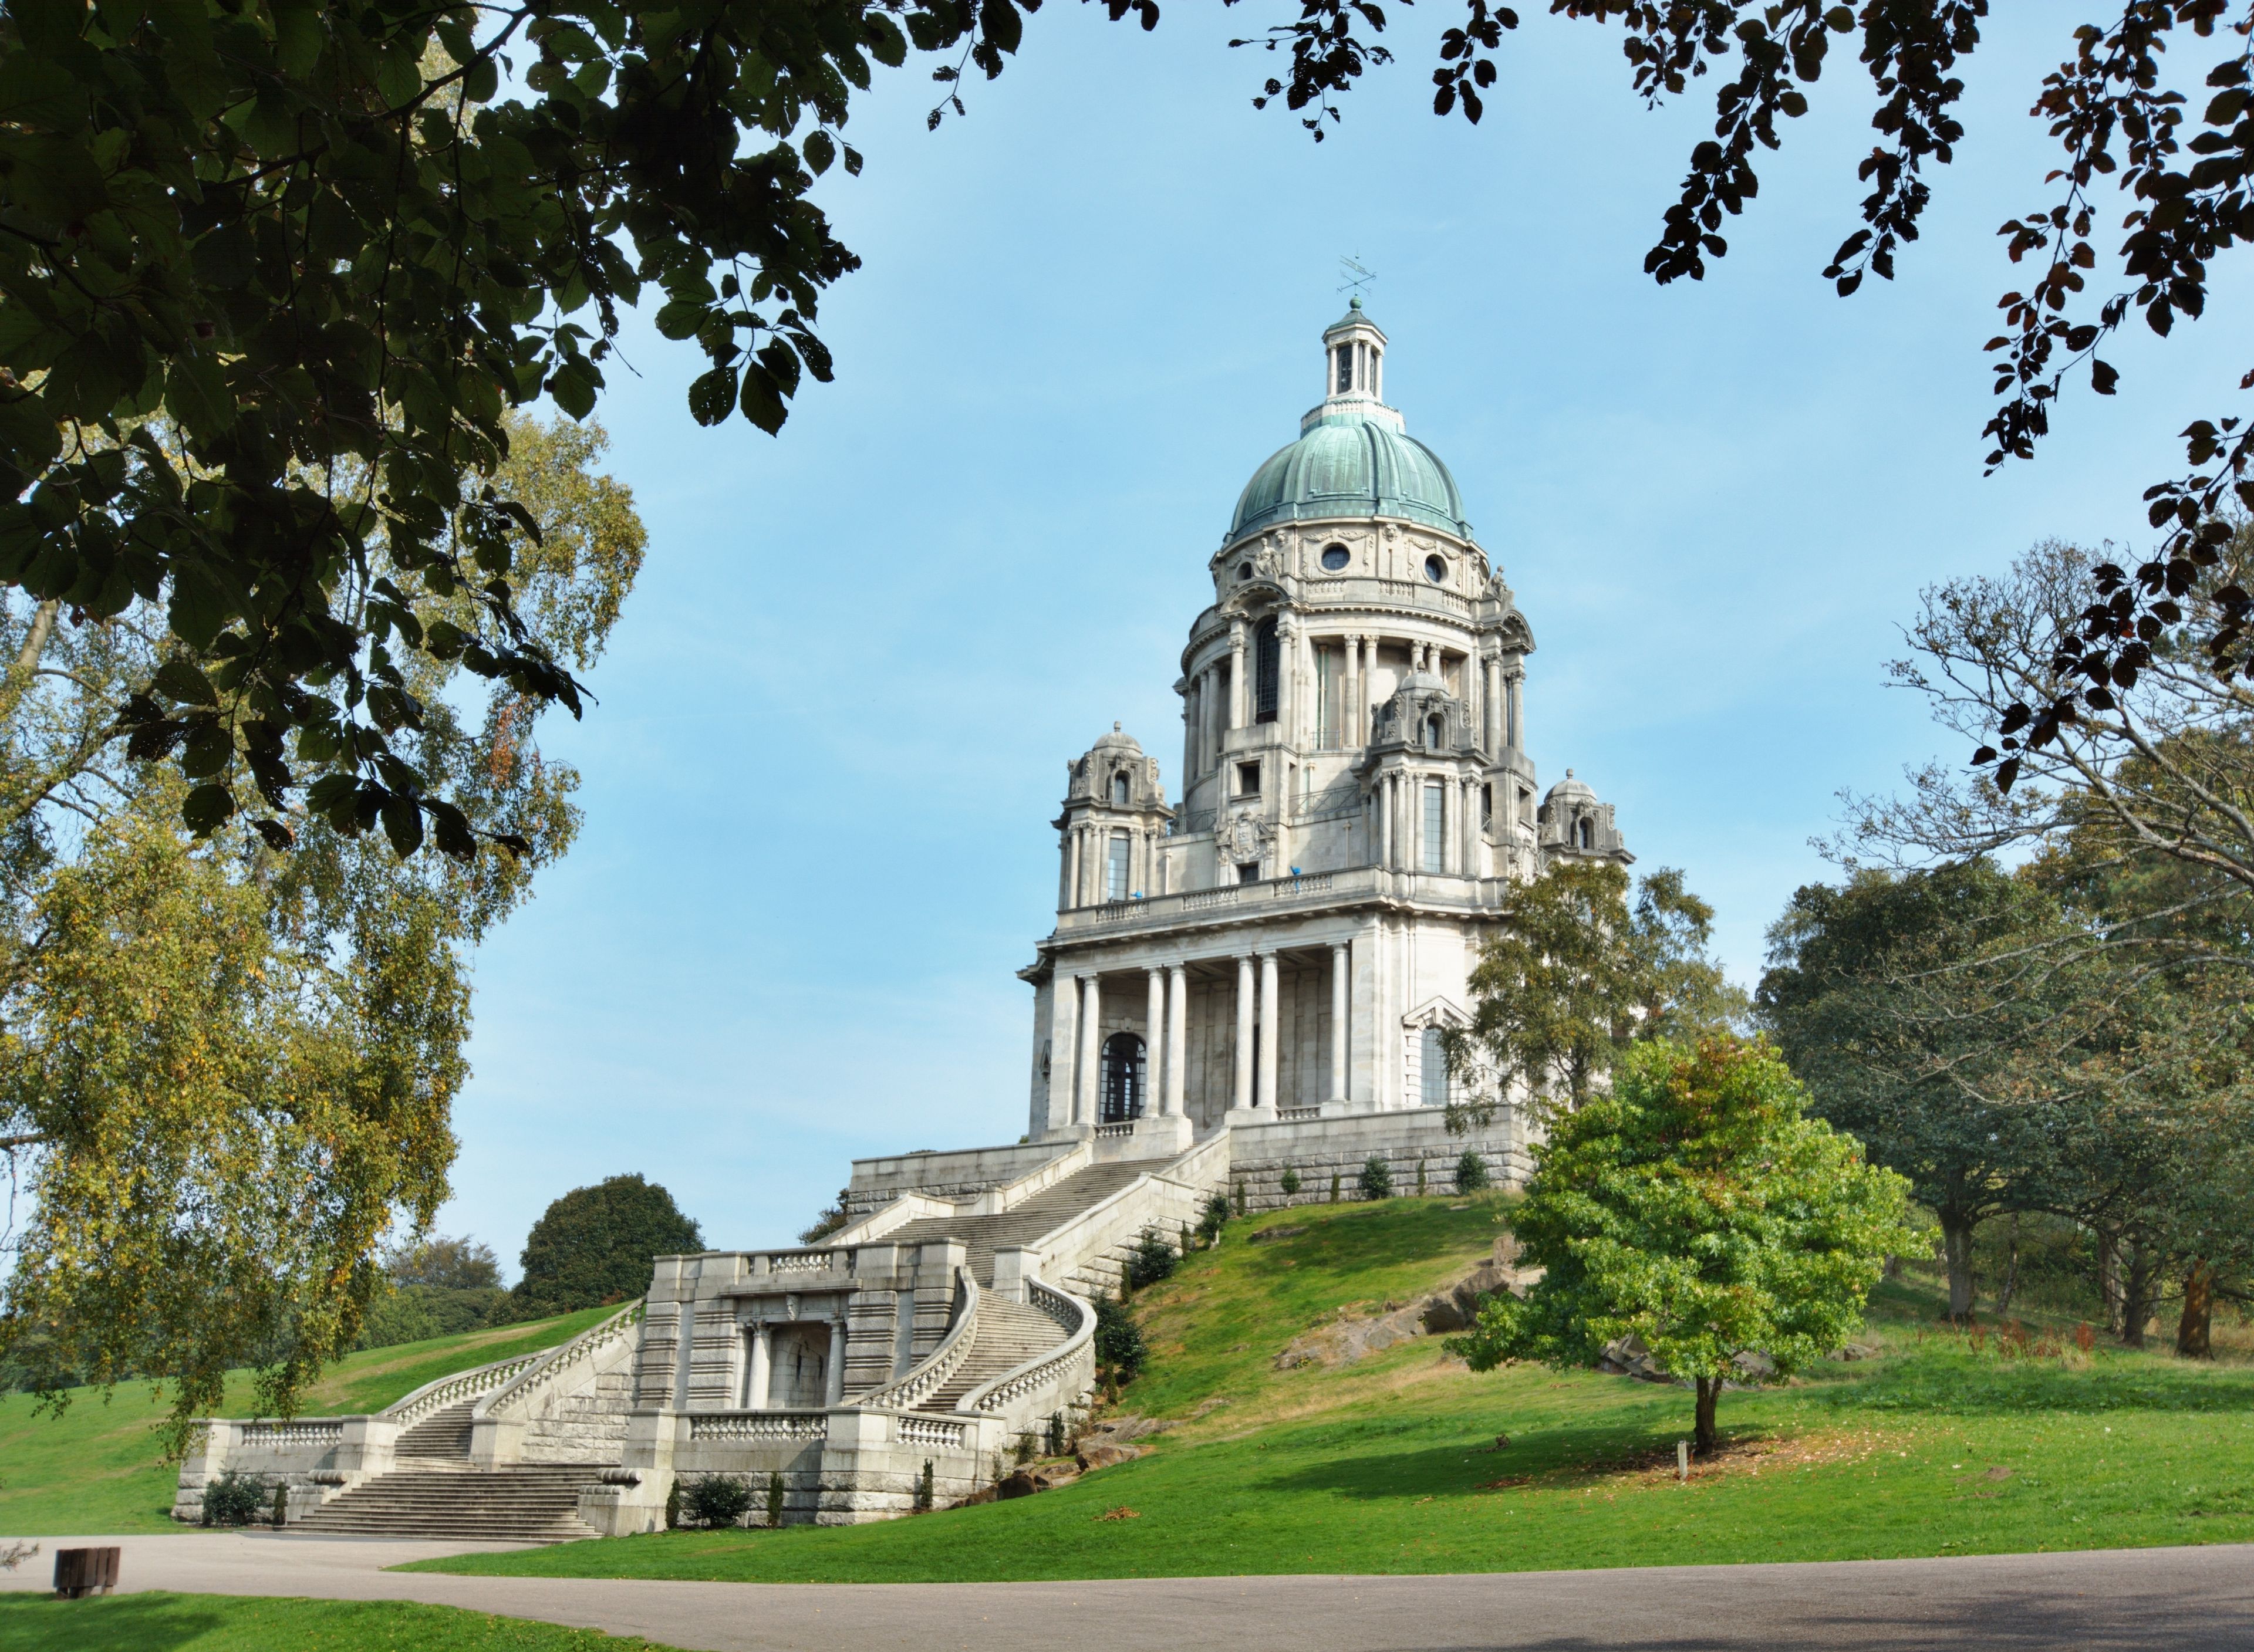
left=1827, top=1341, right=1882, bottom=1362
left=1248, top=1225, right=1310, bottom=1246
left=1079, top=1413, right=1171, bottom=1447
left=1731, top=1349, right=1777, bottom=1381
left=1598, top=1333, right=1675, bottom=1384
left=996, top=1462, right=1081, bottom=1500
left=1419, top=1263, right=1516, bottom=1333
left=1275, top=1303, right=1428, bottom=1370
left=1075, top=1442, right=1146, bottom=1471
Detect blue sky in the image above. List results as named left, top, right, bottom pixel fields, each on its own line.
left=440, top=6, right=2254, bottom=1271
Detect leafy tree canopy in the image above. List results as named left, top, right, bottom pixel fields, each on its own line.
left=1452, top=1038, right=1916, bottom=1454
left=0, top=410, right=640, bottom=1448
left=514, top=1173, right=703, bottom=1316
left=385, top=1233, right=501, bottom=1290
left=1446, top=860, right=1743, bottom=1129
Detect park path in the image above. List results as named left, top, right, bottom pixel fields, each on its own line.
left=3, top=1531, right=2250, bottom=1650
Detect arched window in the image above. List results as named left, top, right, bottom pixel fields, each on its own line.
left=1320, top=543, right=1351, bottom=572
left=1425, top=714, right=1445, bottom=750
left=1254, top=616, right=1280, bottom=724
left=1101, top=1032, right=1147, bottom=1123
left=1420, top=1026, right=1449, bottom=1109
left=1577, top=817, right=1594, bottom=850
left=1112, top=772, right=1130, bottom=806
left=1335, top=344, right=1353, bottom=394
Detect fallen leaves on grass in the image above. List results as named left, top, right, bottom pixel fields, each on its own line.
left=1096, top=1507, right=1141, bottom=1522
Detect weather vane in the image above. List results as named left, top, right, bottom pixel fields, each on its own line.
left=1337, top=255, right=1376, bottom=302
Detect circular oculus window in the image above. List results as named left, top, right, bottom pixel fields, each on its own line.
left=1320, top=545, right=1351, bottom=572
left=1423, top=553, right=1447, bottom=584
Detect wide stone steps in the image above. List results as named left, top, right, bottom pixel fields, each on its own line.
left=394, top=1400, right=475, bottom=1460
left=293, top=1464, right=603, bottom=1543
left=882, top=1161, right=1153, bottom=1287
left=924, top=1299, right=1068, bottom=1411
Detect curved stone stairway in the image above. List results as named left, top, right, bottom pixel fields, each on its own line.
left=880, top=1161, right=1151, bottom=1288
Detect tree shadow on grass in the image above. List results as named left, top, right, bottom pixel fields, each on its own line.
left=1252, top=1420, right=1697, bottom=1502
left=1810, top=1349, right=2254, bottom=1417
left=0, top=1593, right=227, bottom=1652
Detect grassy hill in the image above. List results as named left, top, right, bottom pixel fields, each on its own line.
left=0, top=1306, right=613, bottom=1536
left=411, top=1195, right=2254, bottom=1583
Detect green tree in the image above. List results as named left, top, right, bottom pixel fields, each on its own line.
left=1757, top=862, right=2071, bottom=1322
left=0, top=411, right=641, bottom=1444
left=386, top=1235, right=500, bottom=1290
left=514, top=1174, right=703, bottom=1317
left=1453, top=1039, right=1915, bottom=1456
left=1447, top=862, right=1742, bottom=1130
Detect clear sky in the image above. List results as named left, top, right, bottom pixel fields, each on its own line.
left=438, top=7, right=2254, bottom=1273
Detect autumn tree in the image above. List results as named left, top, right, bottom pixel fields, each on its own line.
left=0, top=412, right=643, bottom=1445
left=1445, top=860, right=1742, bottom=1130
left=1452, top=1038, right=1915, bottom=1455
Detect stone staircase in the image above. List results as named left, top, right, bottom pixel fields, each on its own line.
left=880, top=1161, right=1152, bottom=1286
left=394, top=1401, right=473, bottom=1461
left=923, top=1297, right=1068, bottom=1412
left=293, top=1462, right=604, bottom=1543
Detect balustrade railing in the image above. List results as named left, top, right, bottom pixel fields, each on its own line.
left=477, top=1299, right=645, bottom=1422
left=964, top=1278, right=1094, bottom=1418
left=690, top=1411, right=828, bottom=1442
left=858, top=1268, right=977, bottom=1413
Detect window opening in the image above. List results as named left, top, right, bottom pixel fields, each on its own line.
left=1423, top=553, right=1446, bottom=584
left=1237, top=861, right=1261, bottom=885
left=1578, top=817, right=1594, bottom=851
left=1112, top=772, right=1129, bottom=806
left=1101, top=1032, right=1146, bottom=1124
left=1317, top=645, right=1336, bottom=746
left=1481, top=783, right=1493, bottom=826
left=1237, top=562, right=1253, bottom=581
left=1425, top=714, right=1445, bottom=750
left=1106, top=833, right=1131, bottom=901
left=1421, top=1026, right=1449, bottom=1109
left=1335, top=345, right=1352, bottom=394
left=1423, top=782, right=1445, bottom=873
left=1320, top=543, right=1351, bottom=572
left=1254, top=616, right=1280, bottom=724
left=1237, top=761, right=1262, bottom=797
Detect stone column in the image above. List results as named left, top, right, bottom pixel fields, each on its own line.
left=747, top=1323, right=773, bottom=1409
left=825, top=1321, right=846, bottom=1408
left=1330, top=942, right=1349, bottom=1104
left=1166, top=963, right=1188, bottom=1116
left=1048, top=972, right=1078, bottom=1131
left=1059, top=830, right=1075, bottom=911
left=1182, top=678, right=1197, bottom=793
left=1483, top=654, right=1501, bottom=752
left=1378, top=772, right=1393, bottom=867
left=1506, top=665, right=1524, bottom=751
left=1229, top=620, right=1248, bottom=730
left=1276, top=615, right=1296, bottom=742
left=1257, top=951, right=1280, bottom=1110
left=1145, top=967, right=1166, bottom=1117
left=1077, top=973, right=1102, bottom=1125
left=1233, top=955, right=1255, bottom=1112
left=1351, top=635, right=1368, bottom=745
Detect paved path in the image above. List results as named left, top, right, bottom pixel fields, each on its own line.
left=4, top=1532, right=2250, bottom=1650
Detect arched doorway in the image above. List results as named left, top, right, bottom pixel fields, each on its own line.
left=1101, top=1032, right=1146, bottom=1124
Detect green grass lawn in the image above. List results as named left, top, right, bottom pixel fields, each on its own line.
left=407, top=1196, right=2254, bottom=1583
left=0, top=1307, right=612, bottom=1537
left=0, top=1592, right=685, bottom=1650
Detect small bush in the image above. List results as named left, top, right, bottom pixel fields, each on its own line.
left=1358, top=1156, right=1393, bottom=1201
left=1329, top=1171, right=1342, bottom=1203
left=1046, top=1411, right=1068, bottom=1457
left=1123, top=1226, right=1178, bottom=1290
left=1415, top=1160, right=1428, bottom=1196
left=1015, top=1430, right=1037, bottom=1465
left=1456, top=1150, right=1491, bottom=1193
left=1233, top=1180, right=1247, bottom=1217
left=913, top=1459, right=935, bottom=1513
left=1279, top=1166, right=1302, bottom=1197
left=269, top=1480, right=289, bottom=1528
left=765, top=1471, right=785, bottom=1529
left=200, top=1469, right=266, bottom=1528
left=664, top=1475, right=683, bottom=1531
left=1196, top=1192, right=1231, bottom=1247
left=1093, top=1295, right=1148, bottom=1384
left=680, top=1472, right=755, bottom=1530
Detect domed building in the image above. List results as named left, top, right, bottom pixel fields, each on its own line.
left=1018, top=300, right=1630, bottom=1170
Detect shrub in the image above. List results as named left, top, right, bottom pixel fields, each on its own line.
left=1415, top=1160, right=1428, bottom=1196
left=200, top=1469, right=266, bottom=1528
left=1456, top=1151, right=1491, bottom=1193
left=680, top=1472, right=754, bottom=1530
left=356, top=1282, right=512, bottom=1350
left=1329, top=1171, right=1342, bottom=1203
left=913, top=1459, right=935, bottom=1513
left=765, top=1471, right=784, bottom=1529
left=1093, top=1295, right=1147, bottom=1384
left=664, top=1475, right=683, bottom=1531
left=1233, top=1180, right=1247, bottom=1217
left=1195, top=1192, right=1231, bottom=1247
left=1358, top=1156, right=1393, bottom=1201
left=269, top=1480, right=289, bottom=1528
left=1123, top=1226, right=1177, bottom=1290
left=798, top=1188, right=852, bottom=1245
left=1046, top=1411, right=1068, bottom=1457
left=1279, top=1166, right=1301, bottom=1197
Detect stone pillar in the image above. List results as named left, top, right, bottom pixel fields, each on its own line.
left=1506, top=666, right=1524, bottom=751
left=1182, top=678, right=1197, bottom=789
left=747, top=1323, right=772, bottom=1408
left=1229, top=620, right=1248, bottom=730
left=1048, top=972, right=1078, bottom=1131
left=1233, top=955, right=1255, bottom=1111
left=1330, top=942, right=1349, bottom=1104
left=1257, top=952, right=1280, bottom=1110
left=1145, top=967, right=1166, bottom=1116
left=1378, top=773, right=1393, bottom=868
left=825, top=1320, right=846, bottom=1408
left=1351, top=635, right=1368, bottom=746
left=1166, top=963, right=1187, bottom=1116
left=1463, top=776, right=1479, bottom=874
left=1275, top=614, right=1294, bottom=742
left=1077, top=973, right=1102, bottom=1125
left=1483, top=654, right=1501, bottom=752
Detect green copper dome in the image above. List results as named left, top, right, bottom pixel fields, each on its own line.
left=1227, top=413, right=1470, bottom=544
left=1226, top=305, right=1472, bottom=545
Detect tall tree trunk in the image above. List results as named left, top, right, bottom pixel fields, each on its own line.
left=1993, top=1213, right=2021, bottom=1319
left=2096, top=1228, right=2124, bottom=1336
left=1693, top=1375, right=1720, bottom=1457
left=1941, top=1213, right=1976, bottom=1323
left=2178, top=1260, right=2215, bottom=1360
left=2118, top=1242, right=2158, bottom=1349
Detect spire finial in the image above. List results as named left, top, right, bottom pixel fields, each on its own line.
left=1113, top=720, right=1122, bottom=732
